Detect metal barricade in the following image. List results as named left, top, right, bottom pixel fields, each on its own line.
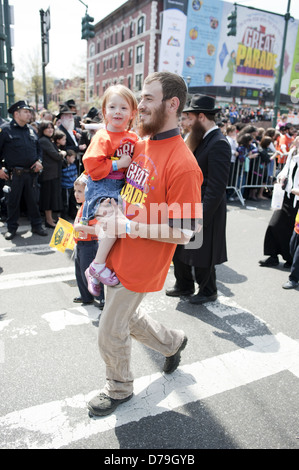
left=226, top=153, right=285, bottom=206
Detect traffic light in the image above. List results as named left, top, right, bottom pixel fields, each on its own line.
left=227, top=7, right=237, bottom=37
left=81, top=13, right=95, bottom=40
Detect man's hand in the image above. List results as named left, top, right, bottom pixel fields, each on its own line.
left=0, top=168, right=8, bottom=180
left=31, top=161, right=43, bottom=172
left=99, top=198, right=128, bottom=238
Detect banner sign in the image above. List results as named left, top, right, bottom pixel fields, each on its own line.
left=159, top=0, right=299, bottom=96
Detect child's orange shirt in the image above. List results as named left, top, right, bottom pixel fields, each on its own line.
left=82, top=128, right=138, bottom=181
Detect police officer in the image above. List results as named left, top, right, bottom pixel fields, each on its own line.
left=0, top=100, right=47, bottom=240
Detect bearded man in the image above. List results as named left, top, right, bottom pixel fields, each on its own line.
left=57, top=104, right=80, bottom=154
left=86, top=72, right=203, bottom=417
left=166, top=94, right=231, bottom=304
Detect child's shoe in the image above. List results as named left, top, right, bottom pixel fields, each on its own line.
left=89, top=263, right=119, bottom=286
left=85, top=269, right=102, bottom=296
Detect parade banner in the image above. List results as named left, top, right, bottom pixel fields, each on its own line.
left=158, top=0, right=299, bottom=97
left=158, top=0, right=188, bottom=75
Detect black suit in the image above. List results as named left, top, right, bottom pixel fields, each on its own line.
left=58, top=124, right=79, bottom=154
left=173, top=127, right=231, bottom=296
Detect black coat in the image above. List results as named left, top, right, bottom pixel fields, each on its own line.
left=176, top=128, right=231, bottom=268
left=58, top=124, right=79, bottom=153
left=39, top=136, right=63, bottom=181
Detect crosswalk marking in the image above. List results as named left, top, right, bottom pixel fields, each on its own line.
left=1, top=244, right=299, bottom=448
left=0, top=267, right=75, bottom=290
left=0, top=245, right=55, bottom=257
left=0, top=332, right=298, bottom=449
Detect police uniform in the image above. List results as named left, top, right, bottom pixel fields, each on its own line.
left=0, top=100, right=47, bottom=240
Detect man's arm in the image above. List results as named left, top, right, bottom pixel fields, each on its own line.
left=98, top=199, right=199, bottom=245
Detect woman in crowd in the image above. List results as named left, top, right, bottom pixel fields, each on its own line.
left=38, top=120, right=65, bottom=228
left=259, top=136, right=299, bottom=268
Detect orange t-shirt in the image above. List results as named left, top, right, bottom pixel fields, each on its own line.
left=82, top=128, right=138, bottom=181
left=277, top=134, right=294, bottom=164
left=106, top=134, right=203, bottom=293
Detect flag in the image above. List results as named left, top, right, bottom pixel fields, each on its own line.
left=49, top=218, right=75, bottom=252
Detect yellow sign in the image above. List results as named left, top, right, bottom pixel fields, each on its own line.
left=49, top=218, right=75, bottom=252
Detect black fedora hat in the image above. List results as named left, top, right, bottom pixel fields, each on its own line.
left=8, top=100, right=31, bottom=114
left=56, top=104, right=76, bottom=119
left=183, top=94, right=221, bottom=114
left=65, top=99, right=76, bottom=108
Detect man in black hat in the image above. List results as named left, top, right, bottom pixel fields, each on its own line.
left=0, top=100, right=47, bottom=240
left=64, top=99, right=81, bottom=128
left=166, top=94, right=231, bottom=304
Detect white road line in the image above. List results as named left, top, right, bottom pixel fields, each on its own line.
left=0, top=245, right=55, bottom=257
left=0, top=332, right=298, bottom=449
left=0, top=267, right=75, bottom=289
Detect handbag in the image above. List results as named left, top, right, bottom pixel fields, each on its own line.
left=271, top=183, right=285, bottom=210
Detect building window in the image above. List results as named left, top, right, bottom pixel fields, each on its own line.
left=137, top=16, right=145, bottom=35
left=129, top=22, right=134, bottom=38
left=115, top=31, right=118, bottom=44
left=128, top=75, right=132, bottom=90
left=96, top=62, right=100, bottom=75
left=89, top=63, right=94, bottom=81
left=120, top=52, right=124, bottom=68
left=128, top=48, right=133, bottom=66
left=136, top=44, right=144, bottom=64
left=135, top=73, right=143, bottom=91
left=114, top=54, right=118, bottom=70
left=97, top=41, right=101, bottom=53
left=121, top=26, right=125, bottom=42
left=89, top=86, right=93, bottom=99
left=89, top=43, right=95, bottom=57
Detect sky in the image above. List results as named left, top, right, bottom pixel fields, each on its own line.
left=10, top=0, right=299, bottom=81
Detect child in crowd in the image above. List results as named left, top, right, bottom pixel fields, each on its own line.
left=82, top=84, right=138, bottom=297
left=73, top=174, right=105, bottom=308
left=237, top=133, right=258, bottom=197
left=53, top=128, right=67, bottom=151
left=61, top=149, right=78, bottom=221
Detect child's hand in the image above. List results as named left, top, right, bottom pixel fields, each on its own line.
left=117, top=153, right=132, bottom=169
left=74, top=222, right=88, bottom=234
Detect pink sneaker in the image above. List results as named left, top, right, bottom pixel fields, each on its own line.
left=89, top=264, right=119, bottom=286
left=85, top=268, right=102, bottom=296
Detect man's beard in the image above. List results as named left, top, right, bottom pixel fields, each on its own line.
left=137, top=102, right=167, bottom=138
left=60, top=115, right=74, bottom=133
left=186, top=119, right=205, bottom=152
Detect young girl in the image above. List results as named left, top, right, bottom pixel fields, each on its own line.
left=82, top=84, right=138, bottom=297
left=73, top=174, right=105, bottom=308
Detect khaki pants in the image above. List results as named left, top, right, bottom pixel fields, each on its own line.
left=98, top=283, right=185, bottom=399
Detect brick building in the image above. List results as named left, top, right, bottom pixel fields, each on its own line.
left=86, top=0, right=163, bottom=101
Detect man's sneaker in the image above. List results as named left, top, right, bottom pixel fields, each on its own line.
left=282, top=279, right=299, bottom=289
left=163, top=335, right=188, bottom=374
left=87, top=392, right=133, bottom=417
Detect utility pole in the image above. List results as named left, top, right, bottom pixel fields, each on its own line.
left=3, top=0, right=14, bottom=108
left=40, top=7, right=50, bottom=109
left=0, top=0, right=7, bottom=118
left=273, top=0, right=291, bottom=128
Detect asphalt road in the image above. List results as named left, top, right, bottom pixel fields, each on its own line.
left=0, top=198, right=298, bottom=451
